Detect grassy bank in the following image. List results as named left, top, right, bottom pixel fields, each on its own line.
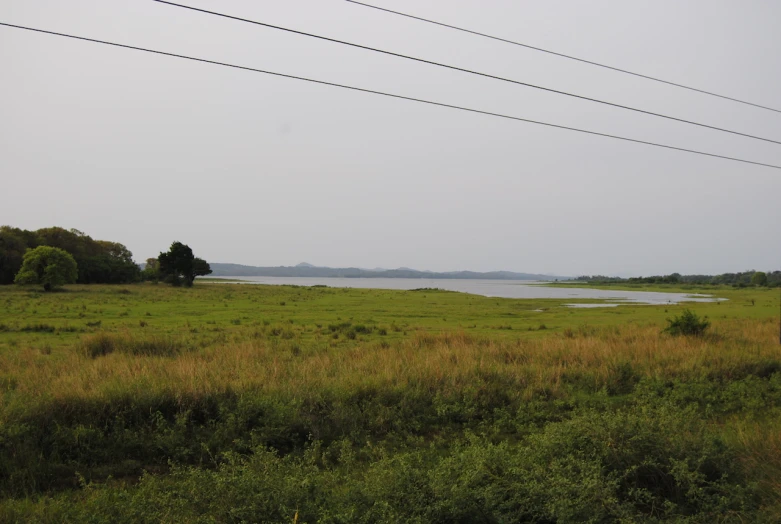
left=0, top=283, right=780, bottom=521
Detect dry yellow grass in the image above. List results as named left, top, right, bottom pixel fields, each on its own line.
left=3, top=317, right=779, bottom=418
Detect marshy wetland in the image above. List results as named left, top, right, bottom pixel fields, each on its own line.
left=0, top=281, right=780, bottom=522
left=204, top=276, right=729, bottom=305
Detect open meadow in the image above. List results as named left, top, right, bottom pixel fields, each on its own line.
left=1, top=282, right=780, bottom=522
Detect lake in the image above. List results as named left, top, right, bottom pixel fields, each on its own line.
left=204, top=277, right=725, bottom=306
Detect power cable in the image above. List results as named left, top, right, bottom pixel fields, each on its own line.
left=1, top=21, right=779, bottom=170
left=346, top=0, right=781, bottom=115
left=153, top=1, right=781, bottom=147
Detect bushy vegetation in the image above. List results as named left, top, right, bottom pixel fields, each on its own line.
left=0, top=283, right=779, bottom=521
left=156, top=241, right=211, bottom=287
left=13, top=246, right=78, bottom=291
left=0, top=226, right=140, bottom=285
left=663, top=309, right=711, bottom=337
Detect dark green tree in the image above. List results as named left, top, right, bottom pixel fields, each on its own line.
left=193, top=257, right=213, bottom=281
left=751, top=271, right=768, bottom=287
left=158, top=242, right=211, bottom=287
left=90, top=240, right=141, bottom=283
left=35, top=227, right=139, bottom=283
left=0, top=226, right=38, bottom=285
left=14, top=246, right=78, bottom=291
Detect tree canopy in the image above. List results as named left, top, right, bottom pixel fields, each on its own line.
left=14, top=246, right=78, bottom=291
left=157, top=242, right=211, bottom=287
left=751, top=271, right=768, bottom=287
left=0, top=226, right=140, bottom=285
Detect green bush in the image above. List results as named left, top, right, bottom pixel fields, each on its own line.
left=663, top=309, right=710, bottom=336
left=1, top=408, right=755, bottom=522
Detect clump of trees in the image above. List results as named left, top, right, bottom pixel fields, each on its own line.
left=13, top=246, right=78, bottom=291
left=3, top=226, right=212, bottom=290
left=154, top=241, right=212, bottom=287
left=1, top=226, right=140, bottom=285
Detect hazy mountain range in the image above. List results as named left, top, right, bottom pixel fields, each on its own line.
left=209, top=262, right=568, bottom=281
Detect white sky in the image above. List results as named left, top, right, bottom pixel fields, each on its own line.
left=2, top=0, right=779, bottom=276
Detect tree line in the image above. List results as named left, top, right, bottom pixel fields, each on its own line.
left=0, top=226, right=211, bottom=290
left=0, top=226, right=139, bottom=285
left=575, top=270, right=780, bottom=287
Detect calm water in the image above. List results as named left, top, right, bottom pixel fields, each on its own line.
left=205, top=277, right=725, bottom=306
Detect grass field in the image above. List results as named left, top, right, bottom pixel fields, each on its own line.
left=1, top=281, right=780, bottom=522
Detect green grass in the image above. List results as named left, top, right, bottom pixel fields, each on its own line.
left=0, top=281, right=771, bottom=346
left=0, top=282, right=780, bottom=522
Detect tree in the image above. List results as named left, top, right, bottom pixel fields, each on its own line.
left=141, top=258, right=160, bottom=282
left=35, top=227, right=139, bottom=284
left=0, top=225, right=139, bottom=285
left=0, top=226, right=36, bottom=285
left=193, top=257, right=212, bottom=281
left=751, top=271, right=768, bottom=287
left=14, top=246, right=78, bottom=291
left=158, top=242, right=211, bottom=287
left=91, top=240, right=141, bottom=283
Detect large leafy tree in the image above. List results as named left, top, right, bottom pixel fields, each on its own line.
left=158, top=242, right=211, bottom=287
left=14, top=246, right=78, bottom=291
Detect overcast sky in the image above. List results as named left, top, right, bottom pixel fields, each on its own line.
left=2, top=0, right=779, bottom=276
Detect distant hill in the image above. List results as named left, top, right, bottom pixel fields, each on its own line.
left=208, top=263, right=567, bottom=281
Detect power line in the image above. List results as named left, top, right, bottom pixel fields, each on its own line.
left=153, top=1, right=781, bottom=147
left=1, top=21, right=779, bottom=171
left=346, top=0, right=781, bottom=115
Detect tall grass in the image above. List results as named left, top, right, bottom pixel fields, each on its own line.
left=3, top=319, right=778, bottom=412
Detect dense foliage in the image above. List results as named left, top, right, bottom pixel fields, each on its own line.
left=0, top=226, right=140, bottom=285
left=13, top=246, right=78, bottom=291
left=157, top=241, right=212, bottom=287
left=663, top=309, right=711, bottom=337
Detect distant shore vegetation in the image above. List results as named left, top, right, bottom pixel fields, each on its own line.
left=575, top=270, right=780, bottom=287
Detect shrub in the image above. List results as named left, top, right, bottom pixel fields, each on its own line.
left=663, top=309, right=710, bottom=336
left=81, top=332, right=186, bottom=358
